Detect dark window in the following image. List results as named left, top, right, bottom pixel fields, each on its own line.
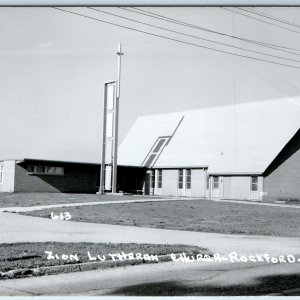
left=213, top=176, right=219, bottom=189
left=178, top=169, right=184, bottom=189
left=143, top=137, right=169, bottom=167
left=150, top=170, right=155, bottom=189
left=251, top=176, right=258, bottom=191
left=35, top=166, right=46, bottom=173
left=157, top=170, right=162, bottom=188
left=153, top=139, right=166, bottom=153
left=186, top=169, right=191, bottom=189
left=27, top=165, right=34, bottom=173
left=144, top=154, right=157, bottom=168
left=27, top=165, right=64, bottom=175
left=206, top=176, right=210, bottom=190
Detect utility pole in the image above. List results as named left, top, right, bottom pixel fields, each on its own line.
left=112, top=43, right=124, bottom=193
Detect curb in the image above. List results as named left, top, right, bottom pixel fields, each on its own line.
left=0, top=254, right=172, bottom=280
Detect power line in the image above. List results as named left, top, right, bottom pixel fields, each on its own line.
left=124, top=7, right=300, bottom=55
left=238, top=7, right=300, bottom=30
left=223, top=7, right=300, bottom=35
left=52, top=7, right=300, bottom=70
left=88, top=7, right=300, bottom=63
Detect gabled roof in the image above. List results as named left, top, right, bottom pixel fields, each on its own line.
left=118, top=97, right=300, bottom=174
left=118, top=113, right=183, bottom=167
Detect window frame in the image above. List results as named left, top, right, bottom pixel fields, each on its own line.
left=150, top=169, right=155, bottom=189
left=185, top=169, right=191, bottom=190
left=213, top=176, right=219, bottom=189
left=178, top=169, right=184, bottom=189
left=206, top=175, right=210, bottom=190
left=152, top=139, right=166, bottom=153
left=0, top=165, right=4, bottom=184
left=27, top=165, right=64, bottom=176
left=157, top=169, right=162, bottom=189
left=143, top=137, right=169, bottom=168
left=250, top=176, right=258, bottom=192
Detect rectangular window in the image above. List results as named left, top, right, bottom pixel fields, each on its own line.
left=206, top=175, right=210, bottom=190
left=157, top=170, right=162, bottom=188
left=54, top=167, right=64, bottom=175
left=150, top=170, right=155, bottom=189
left=106, top=112, right=113, bottom=138
left=46, top=166, right=64, bottom=175
left=35, top=166, right=45, bottom=173
left=27, top=165, right=34, bottom=173
left=186, top=169, right=191, bottom=189
left=251, top=176, right=258, bottom=191
left=178, top=169, right=183, bottom=189
left=27, top=166, right=64, bottom=176
left=213, top=176, right=219, bottom=189
left=0, top=165, right=4, bottom=184
left=106, top=83, right=115, bottom=111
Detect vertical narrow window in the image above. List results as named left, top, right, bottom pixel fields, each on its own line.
left=186, top=169, right=191, bottom=189
left=0, top=165, right=3, bottom=184
left=213, top=176, right=219, bottom=189
left=157, top=170, right=162, bottom=188
left=150, top=170, right=155, bottom=189
left=251, top=176, right=258, bottom=191
left=206, top=175, right=210, bottom=190
left=106, top=112, right=113, bottom=138
left=178, top=169, right=183, bottom=189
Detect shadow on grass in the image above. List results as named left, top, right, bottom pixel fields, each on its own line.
left=109, top=273, right=300, bottom=296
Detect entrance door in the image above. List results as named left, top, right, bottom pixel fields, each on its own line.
left=177, top=169, right=192, bottom=196
left=211, top=176, right=220, bottom=198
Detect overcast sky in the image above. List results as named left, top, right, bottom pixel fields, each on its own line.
left=1, top=6, right=300, bottom=163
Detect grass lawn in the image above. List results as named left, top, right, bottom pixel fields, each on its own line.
left=0, top=242, right=206, bottom=278
left=21, top=199, right=300, bottom=237
left=0, top=193, right=158, bottom=208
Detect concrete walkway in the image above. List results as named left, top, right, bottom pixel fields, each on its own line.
left=1, top=211, right=299, bottom=257
left=1, top=196, right=299, bottom=213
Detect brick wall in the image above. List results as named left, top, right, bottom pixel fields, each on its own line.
left=263, top=129, right=300, bottom=202
left=14, top=161, right=98, bottom=193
